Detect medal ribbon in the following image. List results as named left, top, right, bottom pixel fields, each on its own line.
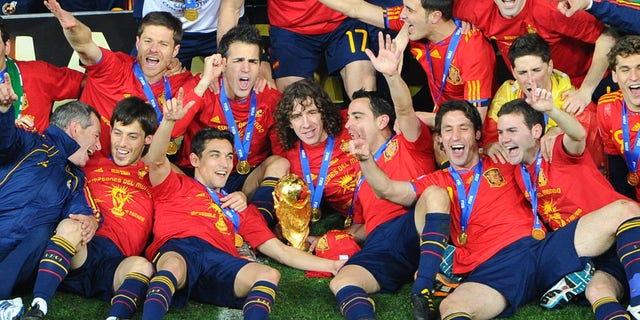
left=0, top=58, right=24, bottom=118
left=347, top=134, right=396, bottom=220
left=133, top=61, right=171, bottom=125
left=300, top=135, right=335, bottom=213
left=426, top=18, right=462, bottom=107
left=197, top=179, right=240, bottom=233
left=520, top=150, right=544, bottom=233
left=184, top=0, right=196, bottom=10
left=622, top=101, right=640, bottom=175
left=448, top=158, right=483, bottom=238
left=220, top=79, right=257, bottom=166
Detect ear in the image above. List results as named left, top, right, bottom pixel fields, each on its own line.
left=5, top=39, right=11, bottom=56
left=475, top=130, right=482, bottom=141
left=532, top=123, right=543, bottom=139
left=377, top=114, right=390, bottom=130
left=135, top=36, right=140, bottom=52
left=430, top=10, right=443, bottom=23
left=548, top=59, right=554, bottom=72
left=612, top=69, right=619, bottom=84
left=67, top=120, right=80, bottom=139
left=144, top=134, right=153, bottom=146
left=189, top=152, right=200, bottom=168
left=172, top=44, right=180, bottom=58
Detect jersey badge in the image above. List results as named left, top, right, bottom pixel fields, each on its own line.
left=483, top=168, right=506, bottom=187
left=537, top=168, right=548, bottom=187
left=383, top=139, right=398, bottom=161
left=447, top=65, right=462, bottom=85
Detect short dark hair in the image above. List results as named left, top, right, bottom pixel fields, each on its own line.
left=138, top=11, right=183, bottom=46
left=110, top=96, right=157, bottom=136
left=351, top=89, right=396, bottom=130
left=275, top=79, right=343, bottom=150
left=435, top=99, right=482, bottom=137
left=190, top=127, right=235, bottom=158
left=498, top=99, right=545, bottom=131
left=218, top=24, right=262, bottom=59
left=508, top=33, right=551, bottom=67
left=421, top=0, right=453, bottom=20
left=608, top=35, right=640, bottom=70
left=50, top=101, right=100, bottom=131
left=0, top=17, right=9, bottom=44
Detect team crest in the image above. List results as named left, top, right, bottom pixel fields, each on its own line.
left=21, top=94, right=28, bottom=110
left=483, top=168, right=506, bottom=187
left=447, top=65, right=462, bottom=85
left=383, top=139, right=398, bottom=161
left=316, top=235, right=330, bottom=251
left=138, top=168, right=149, bottom=179
left=526, top=25, right=537, bottom=34
left=2, top=1, right=16, bottom=15
left=537, top=168, right=547, bottom=187
left=340, top=140, right=350, bottom=154
left=256, top=109, right=264, bottom=118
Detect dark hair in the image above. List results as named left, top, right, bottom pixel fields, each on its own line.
left=110, top=96, right=158, bottom=136
left=0, top=17, right=9, bottom=43
left=50, top=101, right=100, bottom=130
left=138, top=11, right=183, bottom=46
left=275, top=79, right=343, bottom=150
left=218, top=24, right=262, bottom=59
left=435, top=99, right=482, bottom=136
left=508, top=33, right=551, bottom=66
left=498, top=99, right=545, bottom=131
left=608, top=35, right=640, bottom=70
left=421, top=0, right=453, bottom=20
left=190, top=127, right=235, bottom=157
left=351, top=89, right=396, bottom=130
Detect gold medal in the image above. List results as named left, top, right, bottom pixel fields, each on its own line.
left=236, top=160, right=251, bottom=175
left=532, top=228, right=546, bottom=240
left=311, top=208, right=322, bottom=222
left=235, top=234, right=244, bottom=247
left=166, top=140, right=179, bottom=155
left=344, top=215, right=353, bottom=228
left=458, top=232, right=467, bottom=245
left=184, top=8, right=198, bottom=21
left=628, top=172, right=639, bottom=186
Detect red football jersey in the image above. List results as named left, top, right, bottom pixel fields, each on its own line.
left=268, top=0, right=346, bottom=35
left=414, top=157, right=534, bottom=275
left=453, top=0, right=603, bottom=87
left=84, top=154, right=153, bottom=256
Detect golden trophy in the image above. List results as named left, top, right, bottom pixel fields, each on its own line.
left=273, top=173, right=312, bottom=250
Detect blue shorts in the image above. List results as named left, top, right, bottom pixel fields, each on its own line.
left=178, top=31, right=218, bottom=69
left=464, top=221, right=590, bottom=317
left=59, top=236, right=125, bottom=301
left=224, top=171, right=251, bottom=193
left=269, top=18, right=372, bottom=78
left=345, top=210, right=419, bottom=293
left=592, top=245, right=628, bottom=297
left=156, top=237, right=251, bottom=309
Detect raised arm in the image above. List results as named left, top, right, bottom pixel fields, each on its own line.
left=44, top=0, right=102, bottom=65
left=318, top=0, right=386, bottom=28
left=217, top=0, right=244, bottom=44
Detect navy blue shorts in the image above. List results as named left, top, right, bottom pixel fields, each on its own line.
left=592, top=244, right=628, bottom=297
left=224, top=171, right=251, bottom=193
left=269, top=18, right=372, bottom=78
left=156, top=237, right=251, bottom=309
left=345, top=210, right=419, bottom=293
left=464, top=221, right=590, bottom=317
left=59, top=236, right=125, bottom=301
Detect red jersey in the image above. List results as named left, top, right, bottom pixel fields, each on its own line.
left=84, top=154, right=153, bottom=257
left=79, top=48, right=200, bottom=156
left=285, top=127, right=358, bottom=216
left=453, top=0, right=603, bottom=87
left=268, top=0, right=346, bottom=35
left=517, top=135, right=626, bottom=231
left=15, top=60, right=84, bottom=133
left=597, top=91, right=640, bottom=199
left=386, top=9, right=495, bottom=109
left=354, top=123, right=435, bottom=235
left=177, top=84, right=282, bottom=170
left=145, top=170, right=275, bottom=259
left=414, top=157, right=534, bottom=275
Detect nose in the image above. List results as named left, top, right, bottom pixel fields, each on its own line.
left=94, top=140, right=102, bottom=152
left=301, top=114, right=311, bottom=127
left=631, top=68, right=640, bottom=81
left=399, top=6, right=407, bottom=20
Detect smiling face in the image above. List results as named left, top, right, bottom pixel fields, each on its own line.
left=222, top=42, right=260, bottom=100
left=512, top=55, right=553, bottom=93
left=110, top=120, right=152, bottom=167
left=67, top=113, right=102, bottom=167
left=191, top=138, right=234, bottom=191
left=438, top=110, right=481, bottom=169
left=135, top=25, right=179, bottom=84
left=345, top=97, right=389, bottom=149
left=289, top=98, right=328, bottom=146
left=498, top=112, right=541, bottom=166
left=401, top=0, right=432, bottom=41
left=493, top=0, right=526, bottom=18
left=613, top=53, right=640, bottom=112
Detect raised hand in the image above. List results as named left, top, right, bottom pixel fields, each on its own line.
left=163, top=87, right=195, bottom=121
left=365, top=31, right=403, bottom=77
left=347, top=126, right=372, bottom=161
left=44, top=0, right=77, bottom=29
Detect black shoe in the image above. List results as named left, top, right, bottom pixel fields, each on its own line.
left=19, top=305, right=44, bottom=320
left=410, top=289, right=438, bottom=320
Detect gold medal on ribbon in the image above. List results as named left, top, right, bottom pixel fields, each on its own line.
left=628, top=172, right=639, bottom=186
left=236, top=160, right=251, bottom=175
left=184, top=8, right=198, bottom=21
left=458, top=232, right=467, bottom=245
left=311, top=208, right=321, bottom=223
left=532, top=228, right=546, bottom=240
left=166, top=140, right=179, bottom=155
left=344, top=215, right=353, bottom=229
left=235, top=234, right=244, bottom=247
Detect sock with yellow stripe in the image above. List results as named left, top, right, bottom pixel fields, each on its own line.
left=443, top=312, right=472, bottom=320
left=109, top=272, right=149, bottom=319
left=243, top=280, right=277, bottom=320
left=142, top=270, right=177, bottom=320
left=413, top=213, right=450, bottom=294
left=33, top=235, right=77, bottom=307
left=335, top=285, right=375, bottom=320
left=252, top=177, right=278, bottom=228
left=592, top=297, right=629, bottom=320
left=617, top=217, right=640, bottom=308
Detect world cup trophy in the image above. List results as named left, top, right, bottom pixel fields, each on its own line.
left=273, top=173, right=312, bottom=250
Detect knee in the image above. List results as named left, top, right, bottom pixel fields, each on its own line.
left=258, top=266, right=281, bottom=285
left=329, top=271, right=354, bottom=295
left=620, top=200, right=640, bottom=221
left=54, top=218, right=83, bottom=245
left=156, top=252, right=187, bottom=283
left=123, top=256, right=154, bottom=278
left=264, top=155, right=290, bottom=177
left=416, top=186, right=450, bottom=213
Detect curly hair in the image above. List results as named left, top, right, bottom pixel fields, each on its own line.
left=274, top=79, right=343, bottom=151
left=608, top=35, right=640, bottom=70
